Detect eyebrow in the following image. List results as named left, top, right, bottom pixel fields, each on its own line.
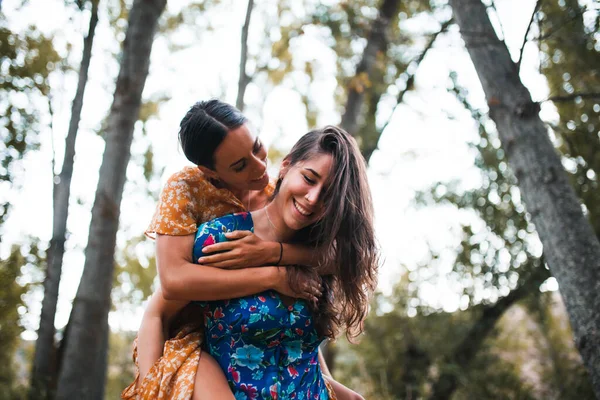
left=304, top=168, right=322, bottom=179
left=229, top=138, right=260, bottom=168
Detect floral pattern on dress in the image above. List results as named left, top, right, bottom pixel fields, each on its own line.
left=194, top=212, right=330, bottom=400
left=146, top=166, right=267, bottom=238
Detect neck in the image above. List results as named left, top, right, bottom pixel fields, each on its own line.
left=253, top=201, right=295, bottom=242
left=229, top=187, right=247, bottom=203
left=221, top=184, right=251, bottom=209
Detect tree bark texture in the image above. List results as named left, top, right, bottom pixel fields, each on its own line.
left=428, top=265, right=550, bottom=400
left=449, top=1, right=600, bottom=397
left=55, top=0, right=166, bottom=398
left=236, top=0, right=254, bottom=112
left=340, top=0, right=401, bottom=140
left=30, top=2, right=99, bottom=397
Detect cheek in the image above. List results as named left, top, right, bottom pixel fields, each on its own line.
left=218, top=170, right=245, bottom=187
left=285, top=177, right=305, bottom=195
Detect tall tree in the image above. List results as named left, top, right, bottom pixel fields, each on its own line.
left=55, top=0, right=167, bottom=397
left=30, top=1, right=100, bottom=397
left=339, top=0, right=402, bottom=157
left=449, top=0, right=600, bottom=396
left=236, top=0, right=254, bottom=111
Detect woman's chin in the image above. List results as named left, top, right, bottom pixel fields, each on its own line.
left=249, top=174, right=269, bottom=190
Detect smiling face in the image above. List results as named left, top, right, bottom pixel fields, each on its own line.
left=273, top=152, right=334, bottom=231
left=210, top=123, right=269, bottom=193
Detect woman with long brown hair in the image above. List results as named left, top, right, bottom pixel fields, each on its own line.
left=142, top=126, right=378, bottom=399
left=123, top=101, right=377, bottom=399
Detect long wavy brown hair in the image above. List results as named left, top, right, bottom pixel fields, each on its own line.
left=274, top=126, right=379, bottom=342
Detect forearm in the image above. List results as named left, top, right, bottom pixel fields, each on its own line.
left=160, top=264, right=278, bottom=301
left=275, top=243, right=334, bottom=275
left=248, top=240, right=314, bottom=266
left=262, top=242, right=321, bottom=268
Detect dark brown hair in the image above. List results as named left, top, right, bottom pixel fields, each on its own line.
left=179, top=99, right=247, bottom=169
left=276, top=126, right=379, bottom=341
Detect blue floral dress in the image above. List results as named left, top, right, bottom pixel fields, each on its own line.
left=192, top=212, right=330, bottom=400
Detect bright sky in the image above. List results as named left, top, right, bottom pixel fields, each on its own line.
left=1, top=0, right=563, bottom=338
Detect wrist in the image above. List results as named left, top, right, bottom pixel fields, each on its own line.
left=264, top=266, right=285, bottom=291
left=267, top=241, right=280, bottom=264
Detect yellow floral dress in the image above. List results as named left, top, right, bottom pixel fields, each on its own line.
left=121, top=166, right=335, bottom=400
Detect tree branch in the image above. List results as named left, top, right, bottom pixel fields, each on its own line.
left=517, top=0, right=541, bottom=73
left=428, top=265, right=550, bottom=400
left=488, top=0, right=507, bottom=42
left=374, top=18, right=453, bottom=155
left=534, top=4, right=592, bottom=42
left=545, top=92, right=600, bottom=103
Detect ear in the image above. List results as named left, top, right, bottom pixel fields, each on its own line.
left=198, top=165, right=219, bottom=181
left=279, top=158, right=291, bottom=180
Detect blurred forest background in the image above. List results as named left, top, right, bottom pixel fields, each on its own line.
left=1, top=0, right=600, bottom=398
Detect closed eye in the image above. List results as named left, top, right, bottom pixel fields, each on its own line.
left=303, top=175, right=316, bottom=184
left=233, top=161, right=247, bottom=172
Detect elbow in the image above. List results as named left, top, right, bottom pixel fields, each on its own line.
left=161, top=287, right=177, bottom=301
left=158, top=271, right=180, bottom=301
left=161, top=282, right=181, bottom=301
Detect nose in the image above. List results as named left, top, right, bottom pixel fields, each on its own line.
left=250, top=154, right=267, bottom=177
left=305, top=187, right=321, bottom=206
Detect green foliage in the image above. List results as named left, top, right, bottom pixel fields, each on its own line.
left=311, top=0, right=432, bottom=148
left=335, top=281, right=538, bottom=399
left=415, top=72, right=543, bottom=308
left=538, top=0, right=600, bottom=238
left=0, top=243, right=43, bottom=399
left=0, top=25, right=60, bottom=227
left=451, top=346, right=537, bottom=400
left=112, top=235, right=157, bottom=311
left=160, top=1, right=216, bottom=34
left=524, top=292, right=595, bottom=399
left=104, top=330, right=137, bottom=400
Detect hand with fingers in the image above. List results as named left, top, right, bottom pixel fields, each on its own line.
left=272, top=266, right=323, bottom=307
left=198, top=231, right=276, bottom=269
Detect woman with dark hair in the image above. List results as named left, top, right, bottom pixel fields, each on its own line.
left=122, top=100, right=327, bottom=399
left=123, top=101, right=371, bottom=399
left=129, top=125, right=377, bottom=399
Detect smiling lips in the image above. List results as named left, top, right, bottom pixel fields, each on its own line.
left=252, top=172, right=267, bottom=182
left=293, top=198, right=314, bottom=217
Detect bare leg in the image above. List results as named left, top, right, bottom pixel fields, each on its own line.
left=192, top=351, right=236, bottom=400
left=137, top=313, right=166, bottom=381
left=137, top=289, right=188, bottom=382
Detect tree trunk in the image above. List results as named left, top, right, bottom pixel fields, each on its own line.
left=54, top=0, right=166, bottom=398
left=30, top=2, right=99, bottom=397
left=340, top=0, right=401, bottom=140
left=429, top=266, right=551, bottom=400
left=449, top=0, right=600, bottom=397
left=236, top=0, right=254, bottom=112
